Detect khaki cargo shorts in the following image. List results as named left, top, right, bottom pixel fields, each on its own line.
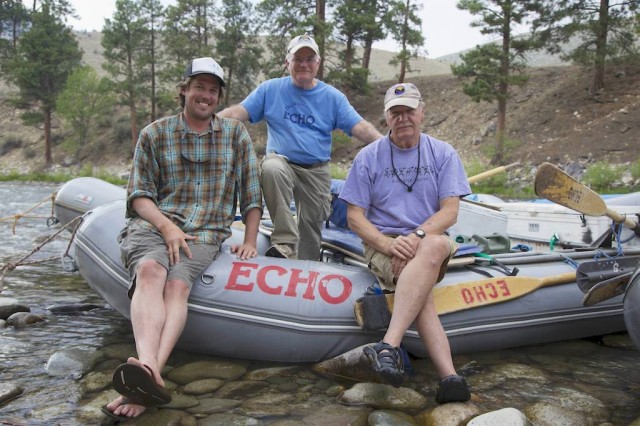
left=363, top=235, right=458, bottom=291
left=118, top=220, right=220, bottom=299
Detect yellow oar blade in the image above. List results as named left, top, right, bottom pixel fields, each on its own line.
left=535, top=162, right=640, bottom=234
left=353, top=272, right=577, bottom=329
left=534, top=162, right=606, bottom=215
left=434, top=272, right=576, bottom=315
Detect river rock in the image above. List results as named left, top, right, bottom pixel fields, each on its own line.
left=183, top=378, right=225, bottom=395
left=524, top=401, right=590, bottom=426
left=45, top=348, right=100, bottom=379
left=6, top=311, right=45, bottom=327
left=197, top=412, right=260, bottom=425
left=545, top=387, right=607, bottom=422
left=467, top=407, right=529, bottom=425
left=0, top=319, right=5, bottom=327
left=415, top=403, right=481, bottom=426
left=301, top=404, right=370, bottom=425
left=243, top=366, right=300, bottom=381
left=0, top=297, right=29, bottom=319
left=129, top=408, right=197, bottom=426
left=312, top=344, right=398, bottom=384
left=47, top=303, right=102, bottom=315
left=339, top=382, right=428, bottom=410
left=79, top=370, right=112, bottom=393
left=0, top=382, right=23, bottom=405
left=214, top=380, right=269, bottom=398
left=368, top=409, right=417, bottom=425
left=101, top=342, right=137, bottom=361
left=162, top=393, right=200, bottom=409
left=491, top=363, right=548, bottom=383
left=168, top=360, right=247, bottom=384
left=186, top=397, right=242, bottom=415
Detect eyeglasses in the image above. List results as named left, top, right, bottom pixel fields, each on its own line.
left=292, top=56, right=318, bottom=65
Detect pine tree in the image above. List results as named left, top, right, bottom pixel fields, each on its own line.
left=4, top=1, right=81, bottom=165
left=452, top=0, right=543, bottom=165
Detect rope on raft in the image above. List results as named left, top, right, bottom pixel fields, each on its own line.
left=0, top=191, right=57, bottom=235
left=0, top=214, right=84, bottom=291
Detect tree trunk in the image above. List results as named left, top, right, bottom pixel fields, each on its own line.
left=130, top=101, right=138, bottom=150
left=592, top=0, right=609, bottom=94
left=44, top=107, right=52, bottom=165
left=315, top=0, right=326, bottom=80
left=362, top=35, right=373, bottom=70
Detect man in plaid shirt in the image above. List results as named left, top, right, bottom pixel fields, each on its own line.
left=103, top=57, right=262, bottom=420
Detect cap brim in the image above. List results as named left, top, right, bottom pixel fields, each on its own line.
left=187, top=71, right=226, bottom=86
left=384, top=98, right=420, bottom=112
left=288, top=45, right=319, bottom=56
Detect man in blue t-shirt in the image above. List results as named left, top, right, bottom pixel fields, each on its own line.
left=218, top=34, right=382, bottom=260
left=339, top=83, right=472, bottom=404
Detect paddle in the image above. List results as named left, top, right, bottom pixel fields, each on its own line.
left=582, top=271, right=633, bottom=306
left=534, top=162, right=640, bottom=236
left=467, top=162, right=520, bottom=184
left=354, top=271, right=576, bottom=329
left=576, top=256, right=640, bottom=293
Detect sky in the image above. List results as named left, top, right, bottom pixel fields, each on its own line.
left=64, top=0, right=494, bottom=59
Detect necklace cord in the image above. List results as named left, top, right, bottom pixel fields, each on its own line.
left=390, top=141, right=420, bottom=192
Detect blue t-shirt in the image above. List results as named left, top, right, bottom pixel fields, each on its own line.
left=339, top=134, right=471, bottom=235
left=241, top=76, right=363, bottom=165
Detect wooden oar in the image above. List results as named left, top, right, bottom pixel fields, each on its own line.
left=467, top=162, right=520, bottom=184
left=583, top=271, right=633, bottom=306
left=534, top=162, right=640, bottom=235
left=354, top=271, right=576, bottom=329
left=576, top=256, right=640, bottom=293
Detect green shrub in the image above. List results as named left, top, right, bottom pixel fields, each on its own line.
left=331, top=130, right=351, bottom=155
left=631, top=158, right=640, bottom=181
left=0, top=135, right=23, bottom=156
left=583, top=162, right=623, bottom=192
left=330, top=163, right=349, bottom=180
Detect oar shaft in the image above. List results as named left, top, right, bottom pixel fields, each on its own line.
left=606, top=208, right=640, bottom=235
left=468, top=162, right=520, bottom=184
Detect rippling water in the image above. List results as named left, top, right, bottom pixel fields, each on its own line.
left=1, top=182, right=639, bottom=425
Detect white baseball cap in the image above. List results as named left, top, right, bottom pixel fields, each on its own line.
left=384, top=83, right=422, bottom=111
left=184, top=57, right=225, bottom=87
left=287, top=34, right=320, bottom=55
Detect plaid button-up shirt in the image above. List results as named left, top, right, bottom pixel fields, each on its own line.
left=125, top=112, right=262, bottom=246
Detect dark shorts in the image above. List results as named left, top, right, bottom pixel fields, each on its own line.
left=118, top=221, right=220, bottom=299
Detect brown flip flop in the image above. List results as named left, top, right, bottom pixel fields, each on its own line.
left=112, top=363, right=171, bottom=407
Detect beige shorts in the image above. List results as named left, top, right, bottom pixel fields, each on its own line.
left=363, top=235, right=458, bottom=291
left=118, top=221, right=220, bottom=299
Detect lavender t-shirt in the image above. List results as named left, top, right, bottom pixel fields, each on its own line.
left=339, top=134, right=470, bottom=235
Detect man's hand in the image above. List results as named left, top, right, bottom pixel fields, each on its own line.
left=160, top=223, right=196, bottom=265
left=387, top=234, right=421, bottom=277
left=231, top=243, right=258, bottom=260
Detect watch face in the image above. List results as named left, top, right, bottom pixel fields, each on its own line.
left=415, top=229, right=425, bottom=238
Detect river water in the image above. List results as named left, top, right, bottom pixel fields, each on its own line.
left=1, top=182, right=640, bottom=425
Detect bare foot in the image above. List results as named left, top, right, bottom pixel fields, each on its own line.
left=127, top=356, right=165, bottom=388
left=105, top=395, right=146, bottom=419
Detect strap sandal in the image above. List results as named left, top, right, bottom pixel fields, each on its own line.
left=112, top=363, right=172, bottom=407
left=435, top=374, right=471, bottom=404
left=363, top=341, right=405, bottom=388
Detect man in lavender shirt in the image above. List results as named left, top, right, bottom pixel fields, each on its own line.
left=339, top=82, right=472, bottom=403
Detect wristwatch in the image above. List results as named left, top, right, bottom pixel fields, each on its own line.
left=413, top=229, right=426, bottom=238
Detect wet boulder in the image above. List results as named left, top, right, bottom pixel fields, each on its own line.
left=0, top=297, right=29, bottom=320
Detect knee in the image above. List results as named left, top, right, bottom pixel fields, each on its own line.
left=261, top=157, right=288, bottom=180
left=416, top=236, right=451, bottom=263
left=135, top=260, right=167, bottom=288
left=164, top=280, right=190, bottom=300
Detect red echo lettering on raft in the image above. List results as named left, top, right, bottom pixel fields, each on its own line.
left=225, top=262, right=352, bottom=304
left=460, top=279, right=511, bottom=306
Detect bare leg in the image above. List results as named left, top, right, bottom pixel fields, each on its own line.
left=156, top=279, right=190, bottom=369
left=415, top=293, right=457, bottom=378
left=382, top=236, right=450, bottom=347
left=129, top=260, right=168, bottom=386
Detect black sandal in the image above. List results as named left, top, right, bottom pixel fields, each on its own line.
left=435, top=374, right=471, bottom=403
left=363, top=341, right=405, bottom=387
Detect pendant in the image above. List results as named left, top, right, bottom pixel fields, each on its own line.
left=407, top=187, right=412, bottom=192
